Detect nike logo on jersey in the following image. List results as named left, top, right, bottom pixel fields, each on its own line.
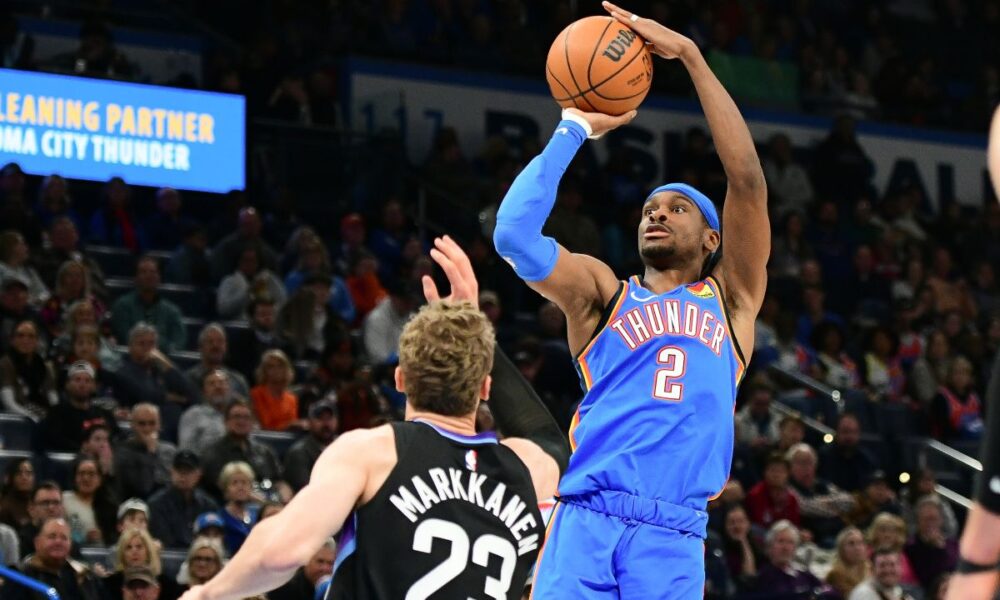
left=991, top=476, right=1000, bottom=495
left=629, top=289, right=656, bottom=303
left=556, top=127, right=569, bottom=135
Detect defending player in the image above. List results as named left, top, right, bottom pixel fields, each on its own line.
left=945, top=105, right=1000, bottom=600
left=178, top=236, right=569, bottom=600
left=492, top=3, right=768, bottom=597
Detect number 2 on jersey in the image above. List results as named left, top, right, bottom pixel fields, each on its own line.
left=652, top=346, right=686, bottom=401
left=405, top=518, right=516, bottom=600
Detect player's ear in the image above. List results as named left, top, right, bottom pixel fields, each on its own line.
left=704, top=228, right=721, bottom=253
left=394, top=366, right=406, bottom=394
left=479, top=374, right=492, bottom=402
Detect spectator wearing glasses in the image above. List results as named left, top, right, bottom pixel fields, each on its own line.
left=62, top=456, right=118, bottom=546
left=199, top=401, right=283, bottom=501
left=114, top=404, right=177, bottom=500
left=176, top=536, right=225, bottom=590
left=17, top=482, right=64, bottom=560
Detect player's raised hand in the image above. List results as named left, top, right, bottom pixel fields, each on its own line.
left=422, top=235, right=480, bottom=307
left=602, top=1, right=697, bottom=61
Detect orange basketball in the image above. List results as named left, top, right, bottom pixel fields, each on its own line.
left=545, top=15, right=653, bottom=116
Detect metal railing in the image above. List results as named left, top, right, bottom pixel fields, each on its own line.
left=767, top=363, right=981, bottom=511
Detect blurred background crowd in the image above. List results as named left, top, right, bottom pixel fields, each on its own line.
left=0, top=0, right=998, bottom=599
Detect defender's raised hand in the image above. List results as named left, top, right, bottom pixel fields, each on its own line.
left=422, top=235, right=479, bottom=307
left=602, top=1, right=697, bottom=61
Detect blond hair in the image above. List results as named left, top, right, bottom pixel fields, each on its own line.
left=114, top=527, right=161, bottom=575
left=218, top=460, right=255, bottom=490
left=255, top=349, right=294, bottom=387
left=398, top=300, right=495, bottom=416
left=182, top=536, right=227, bottom=585
left=866, top=512, right=907, bottom=550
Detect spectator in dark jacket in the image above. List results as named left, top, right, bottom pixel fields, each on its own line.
left=88, top=177, right=143, bottom=251
left=819, top=413, right=878, bottom=492
left=147, top=452, right=217, bottom=550
left=8, top=517, right=107, bottom=600
left=282, top=399, right=338, bottom=492
left=903, top=497, right=957, bottom=591
left=266, top=540, right=335, bottom=600
left=113, top=404, right=177, bottom=500
left=40, top=361, right=118, bottom=453
left=110, top=324, right=197, bottom=441
left=199, top=401, right=284, bottom=500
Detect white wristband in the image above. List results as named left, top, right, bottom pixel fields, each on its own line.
left=561, top=108, right=604, bottom=140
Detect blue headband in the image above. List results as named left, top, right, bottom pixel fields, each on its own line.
left=646, top=183, right=720, bottom=231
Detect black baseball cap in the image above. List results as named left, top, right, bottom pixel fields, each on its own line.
left=173, top=450, right=200, bottom=471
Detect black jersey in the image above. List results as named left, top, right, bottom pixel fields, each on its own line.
left=327, top=419, right=544, bottom=600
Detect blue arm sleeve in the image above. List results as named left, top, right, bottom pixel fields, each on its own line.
left=493, top=120, right=588, bottom=282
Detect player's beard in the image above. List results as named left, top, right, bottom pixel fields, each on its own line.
left=640, top=240, right=677, bottom=263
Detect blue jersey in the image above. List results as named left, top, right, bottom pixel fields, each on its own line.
left=558, top=275, right=747, bottom=511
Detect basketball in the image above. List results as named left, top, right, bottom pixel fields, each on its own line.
left=545, top=15, right=653, bottom=116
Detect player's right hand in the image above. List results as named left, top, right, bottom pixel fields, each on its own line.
left=563, top=107, right=637, bottom=137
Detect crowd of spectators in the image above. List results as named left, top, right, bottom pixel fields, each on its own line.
left=4, top=1, right=1000, bottom=132
left=0, top=1, right=999, bottom=600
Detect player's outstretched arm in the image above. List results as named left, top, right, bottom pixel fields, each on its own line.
left=423, top=235, right=567, bottom=500
left=181, top=428, right=390, bottom=600
left=493, top=109, right=632, bottom=354
left=605, top=2, right=768, bottom=346
left=990, top=105, right=1000, bottom=199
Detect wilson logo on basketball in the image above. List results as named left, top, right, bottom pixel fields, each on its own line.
left=602, top=29, right=637, bottom=62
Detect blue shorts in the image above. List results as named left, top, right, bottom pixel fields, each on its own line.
left=531, top=490, right=707, bottom=600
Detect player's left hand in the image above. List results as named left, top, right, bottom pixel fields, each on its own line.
left=602, top=1, right=697, bottom=61
left=422, top=235, right=479, bottom=307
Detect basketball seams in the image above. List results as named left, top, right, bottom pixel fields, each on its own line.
left=562, top=21, right=587, bottom=104
left=547, top=65, right=577, bottom=105
left=588, top=46, right=650, bottom=100
left=585, top=17, right=616, bottom=93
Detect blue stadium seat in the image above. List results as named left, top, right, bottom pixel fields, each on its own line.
left=0, top=413, right=35, bottom=451
left=160, top=284, right=212, bottom=320
left=161, top=549, right=188, bottom=580
left=79, top=545, right=110, bottom=569
left=183, top=318, right=207, bottom=351
left=85, top=246, right=137, bottom=279
left=251, top=431, right=300, bottom=459
left=43, top=452, right=76, bottom=488
left=168, top=350, right=200, bottom=371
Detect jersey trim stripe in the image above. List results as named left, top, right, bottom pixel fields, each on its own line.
left=704, top=276, right=747, bottom=385
left=411, top=419, right=499, bottom=445
left=567, top=409, right=581, bottom=452
left=576, top=282, right=629, bottom=392
left=332, top=513, right=357, bottom=575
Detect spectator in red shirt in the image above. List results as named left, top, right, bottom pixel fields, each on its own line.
left=746, top=452, right=801, bottom=529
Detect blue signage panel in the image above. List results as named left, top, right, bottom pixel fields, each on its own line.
left=0, top=69, right=245, bottom=193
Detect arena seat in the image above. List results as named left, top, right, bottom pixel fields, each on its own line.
left=161, top=549, right=188, bottom=579
left=85, top=246, right=136, bottom=278
left=250, top=431, right=300, bottom=459
left=105, top=278, right=212, bottom=320
left=42, top=452, right=77, bottom=488
left=0, top=413, right=35, bottom=451
left=167, top=350, right=201, bottom=371
left=79, top=545, right=110, bottom=569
